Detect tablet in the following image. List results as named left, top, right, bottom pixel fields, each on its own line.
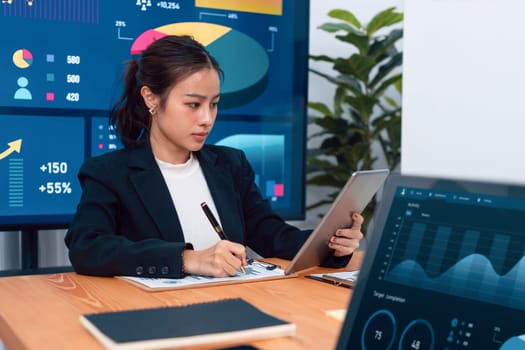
left=285, top=169, right=389, bottom=275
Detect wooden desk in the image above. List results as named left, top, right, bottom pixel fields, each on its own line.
left=0, top=252, right=363, bottom=350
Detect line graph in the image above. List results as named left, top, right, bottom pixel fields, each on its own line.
left=381, top=216, right=525, bottom=310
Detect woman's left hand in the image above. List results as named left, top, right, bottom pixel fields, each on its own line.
left=328, top=212, right=364, bottom=257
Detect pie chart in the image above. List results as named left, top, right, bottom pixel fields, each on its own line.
left=130, top=22, right=269, bottom=109
left=12, top=49, right=33, bottom=69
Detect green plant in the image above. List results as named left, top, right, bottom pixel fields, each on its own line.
left=307, top=7, right=403, bottom=227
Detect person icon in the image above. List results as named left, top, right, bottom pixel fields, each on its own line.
left=14, top=76, right=32, bottom=100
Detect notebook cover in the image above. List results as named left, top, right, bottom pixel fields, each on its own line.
left=80, top=298, right=295, bottom=349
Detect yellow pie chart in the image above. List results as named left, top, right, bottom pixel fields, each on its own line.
left=130, top=22, right=270, bottom=109
left=12, top=49, right=33, bottom=69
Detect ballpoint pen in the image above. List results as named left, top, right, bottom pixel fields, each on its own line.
left=200, top=202, right=246, bottom=273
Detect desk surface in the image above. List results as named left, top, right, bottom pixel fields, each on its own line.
left=0, top=252, right=363, bottom=350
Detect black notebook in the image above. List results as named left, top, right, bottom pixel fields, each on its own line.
left=80, top=298, right=295, bottom=350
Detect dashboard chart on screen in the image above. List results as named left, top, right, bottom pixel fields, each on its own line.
left=337, top=175, right=525, bottom=350
left=0, top=0, right=309, bottom=229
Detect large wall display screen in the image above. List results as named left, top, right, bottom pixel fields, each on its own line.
left=0, top=0, right=309, bottom=229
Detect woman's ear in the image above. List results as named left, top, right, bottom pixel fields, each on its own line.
left=140, top=86, right=158, bottom=109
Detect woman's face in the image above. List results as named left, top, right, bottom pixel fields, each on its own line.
left=147, top=68, right=220, bottom=164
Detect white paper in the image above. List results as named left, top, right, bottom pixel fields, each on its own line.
left=119, top=260, right=285, bottom=290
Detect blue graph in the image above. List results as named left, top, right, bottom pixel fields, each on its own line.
left=216, top=133, right=285, bottom=199
left=382, top=220, right=525, bottom=311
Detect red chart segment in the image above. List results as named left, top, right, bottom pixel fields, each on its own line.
left=12, top=48, right=33, bottom=69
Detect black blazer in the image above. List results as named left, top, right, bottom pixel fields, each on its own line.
left=65, top=142, right=314, bottom=278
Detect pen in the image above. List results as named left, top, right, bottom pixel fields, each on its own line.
left=200, top=202, right=246, bottom=273
left=200, top=201, right=227, bottom=240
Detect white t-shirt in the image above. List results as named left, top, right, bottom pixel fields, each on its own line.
left=156, top=153, right=220, bottom=250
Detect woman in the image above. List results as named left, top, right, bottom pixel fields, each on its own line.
left=65, top=35, right=363, bottom=278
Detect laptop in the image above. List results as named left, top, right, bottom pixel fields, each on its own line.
left=285, top=169, right=389, bottom=275
left=336, top=174, right=525, bottom=349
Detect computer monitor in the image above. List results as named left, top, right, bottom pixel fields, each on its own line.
left=337, top=174, right=525, bottom=349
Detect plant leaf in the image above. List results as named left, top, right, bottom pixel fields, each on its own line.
left=309, top=54, right=335, bottom=64
left=368, top=28, right=403, bottom=60
left=333, top=86, right=346, bottom=118
left=370, top=54, right=403, bottom=89
left=327, top=9, right=362, bottom=29
left=366, top=7, right=404, bottom=36
left=308, top=101, right=332, bottom=116
left=335, top=32, right=369, bottom=55
left=309, top=67, right=342, bottom=87
left=334, top=55, right=376, bottom=83
left=318, top=22, right=358, bottom=34
left=333, top=75, right=363, bottom=97
left=345, top=95, right=375, bottom=123
left=371, top=73, right=402, bottom=99
left=383, top=96, right=400, bottom=108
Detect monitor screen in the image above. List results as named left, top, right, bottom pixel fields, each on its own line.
left=0, top=0, right=309, bottom=229
left=337, top=174, right=525, bottom=349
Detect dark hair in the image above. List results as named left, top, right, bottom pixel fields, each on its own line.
left=110, top=35, right=222, bottom=148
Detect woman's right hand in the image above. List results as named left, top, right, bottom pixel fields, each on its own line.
left=182, top=240, right=247, bottom=277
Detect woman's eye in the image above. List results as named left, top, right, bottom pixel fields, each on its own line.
left=188, top=103, right=199, bottom=109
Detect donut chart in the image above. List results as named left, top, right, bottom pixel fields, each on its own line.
left=130, top=22, right=269, bottom=109
left=12, top=49, right=33, bottom=69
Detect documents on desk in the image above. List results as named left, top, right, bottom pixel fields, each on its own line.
left=80, top=298, right=296, bottom=350
left=118, top=260, right=292, bottom=291
left=308, top=270, right=359, bottom=288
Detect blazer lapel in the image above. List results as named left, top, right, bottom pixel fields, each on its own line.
left=127, top=144, right=185, bottom=242
left=197, top=148, right=245, bottom=244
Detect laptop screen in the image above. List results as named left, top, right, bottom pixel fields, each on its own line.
left=337, top=174, right=525, bottom=350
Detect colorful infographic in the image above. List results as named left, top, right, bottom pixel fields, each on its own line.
left=0, top=0, right=308, bottom=226
left=0, top=0, right=294, bottom=114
